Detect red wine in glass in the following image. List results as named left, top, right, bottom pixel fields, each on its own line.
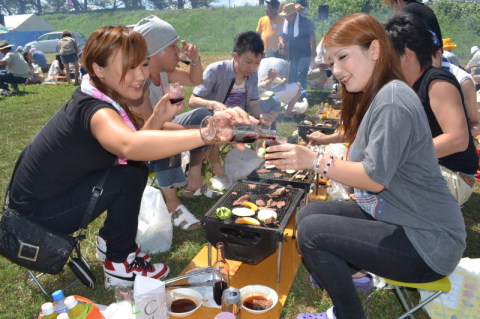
left=231, top=126, right=278, bottom=144
left=213, top=280, right=229, bottom=305
left=170, top=97, right=184, bottom=104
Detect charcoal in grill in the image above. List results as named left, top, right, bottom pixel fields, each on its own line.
left=247, top=162, right=314, bottom=193
left=203, top=180, right=304, bottom=264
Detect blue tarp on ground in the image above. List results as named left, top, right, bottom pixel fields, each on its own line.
left=0, top=31, right=48, bottom=48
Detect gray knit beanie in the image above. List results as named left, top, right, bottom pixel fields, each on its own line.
left=134, top=15, right=179, bottom=57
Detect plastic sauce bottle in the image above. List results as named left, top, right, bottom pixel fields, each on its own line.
left=57, top=313, right=70, bottom=319
left=41, top=302, right=58, bottom=319
left=64, top=296, right=90, bottom=319
left=52, top=290, right=69, bottom=314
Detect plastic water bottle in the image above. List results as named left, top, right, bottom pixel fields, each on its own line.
left=41, top=302, right=58, bottom=319
left=65, top=296, right=90, bottom=319
left=52, top=290, right=69, bottom=314
left=57, top=313, right=70, bottom=319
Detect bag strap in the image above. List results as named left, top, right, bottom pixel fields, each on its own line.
left=3, top=148, right=26, bottom=211
left=76, top=169, right=109, bottom=240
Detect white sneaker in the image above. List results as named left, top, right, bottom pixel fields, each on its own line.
left=96, top=235, right=151, bottom=262
left=210, top=174, right=231, bottom=191
left=104, top=251, right=169, bottom=288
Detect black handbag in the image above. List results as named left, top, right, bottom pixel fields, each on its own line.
left=0, top=149, right=108, bottom=277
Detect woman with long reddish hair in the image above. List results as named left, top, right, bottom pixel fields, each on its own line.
left=265, top=14, right=465, bottom=319
left=7, top=25, right=255, bottom=289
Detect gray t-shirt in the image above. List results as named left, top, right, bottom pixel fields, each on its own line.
left=349, top=80, right=466, bottom=275
left=148, top=71, right=170, bottom=106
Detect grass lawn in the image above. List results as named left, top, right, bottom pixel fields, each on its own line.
left=0, top=54, right=479, bottom=318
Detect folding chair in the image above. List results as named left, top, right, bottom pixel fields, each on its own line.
left=366, top=276, right=451, bottom=319
left=24, top=269, right=80, bottom=297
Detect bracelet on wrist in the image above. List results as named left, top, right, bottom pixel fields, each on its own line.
left=322, top=155, right=335, bottom=177
left=190, top=56, right=201, bottom=66
left=311, top=151, right=324, bottom=172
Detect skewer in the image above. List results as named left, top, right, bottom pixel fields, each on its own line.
left=289, top=170, right=301, bottom=181
left=315, top=173, right=320, bottom=195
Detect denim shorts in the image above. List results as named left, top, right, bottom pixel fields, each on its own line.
left=61, top=53, right=79, bottom=64
left=151, top=108, right=211, bottom=188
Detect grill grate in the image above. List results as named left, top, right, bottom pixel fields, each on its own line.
left=204, top=181, right=303, bottom=226
left=246, top=163, right=314, bottom=193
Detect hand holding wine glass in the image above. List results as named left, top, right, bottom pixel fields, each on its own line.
left=178, top=40, right=200, bottom=65
left=168, top=82, right=185, bottom=106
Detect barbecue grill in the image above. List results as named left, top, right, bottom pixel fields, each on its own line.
left=203, top=180, right=304, bottom=282
left=246, top=162, right=314, bottom=193
left=298, top=117, right=339, bottom=142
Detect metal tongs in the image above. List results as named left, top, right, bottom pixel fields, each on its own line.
left=164, top=266, right=215, bottom=288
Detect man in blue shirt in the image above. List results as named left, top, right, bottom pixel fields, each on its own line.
left=30, top=47, right=48, bottom=72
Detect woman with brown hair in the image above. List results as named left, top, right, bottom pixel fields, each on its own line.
left=264, top=13, right=465, bottom=319
left=8, top=25, right=255, bottom=289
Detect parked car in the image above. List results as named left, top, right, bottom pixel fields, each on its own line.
left=24, top=31, right=87, bottom=54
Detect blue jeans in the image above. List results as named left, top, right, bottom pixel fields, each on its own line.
left=150, top=108, right=211, bottom=188
left=288, top=56, right=310, bottom=90
left=18, top=165, right=148, bottom=262
left=296, top=201, right=442, bottom=319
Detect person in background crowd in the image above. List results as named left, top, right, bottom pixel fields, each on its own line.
left=466, top=45, right=480, bottom=72
left=46, top=54, right=66, bottom=82
left=8, top=25, right=256, bottom=289
left=295, top=0, right=309, bottom=16
left=30, top=47, right=48, bottom=72
left=383, top=0, right=443, bottom=65
left=466, top=46, right=480, bottom=89
left=0, top=40, right=29, bottom=96
left=130, top=15, right=214, bottom=233
left=264, top=13, right=466, bottom=319
left=189, top=31, right=276, bottom=190
left=256, top=0, right=284, bottom=58
left=23, top=51, right=44, bottom=84
left=57, top=29, right=80, bottom=85
left=307, top=37, right=334, bottom=90
left=15, top=46, right=24, bottom=54
left=439, top=51, right=480, bottom=137
left=442, top=38, right=460, bottom=66
left=385, top=12, right=478, bottom=205
left=257, top=56, right=303, bottom=119
left=279, top=2, right=316, bottom=98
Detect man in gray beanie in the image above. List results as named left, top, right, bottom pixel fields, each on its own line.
left=131, top=16, right=217, bottom=232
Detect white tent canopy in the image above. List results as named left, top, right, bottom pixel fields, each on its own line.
left=5, top=14, right=54, bottom=31
left=0, top=14, right=54, bottom=47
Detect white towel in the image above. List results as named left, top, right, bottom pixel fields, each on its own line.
left=282, top=13, right=300, bottom=38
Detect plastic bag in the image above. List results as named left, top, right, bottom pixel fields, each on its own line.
left=224, top=148, right=264, bottom=184
left=135, top=186, right=173, bottom=254
left=419, top=257, right=480, bottom=318
left=321, top=144, right=350, bottom=201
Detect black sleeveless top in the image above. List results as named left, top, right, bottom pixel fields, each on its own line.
left=413, top=67, right=478, bottom=174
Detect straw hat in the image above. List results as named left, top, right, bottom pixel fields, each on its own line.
left=279, top=3, right=302, bottom=17
left=62, top=29, right=72, bottom=37
left=442, top=38, right=457, bottom=51
left=382, top=0, right=393, bottom=5
left=0, top=40, right=14, bottom=50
